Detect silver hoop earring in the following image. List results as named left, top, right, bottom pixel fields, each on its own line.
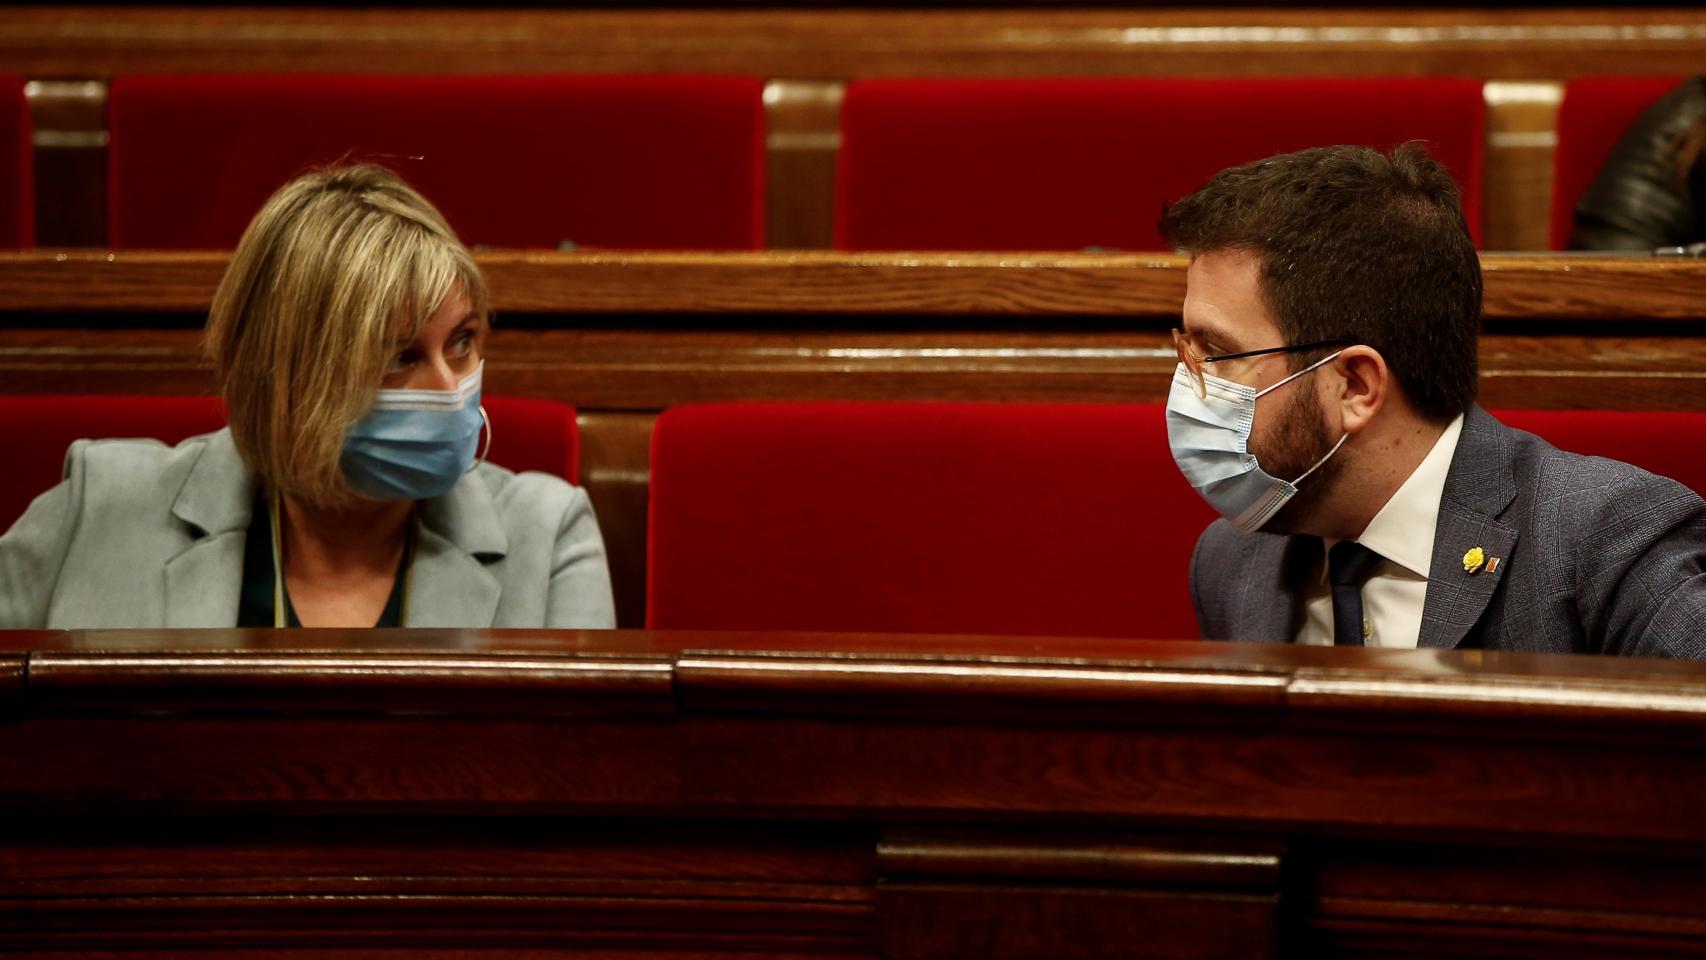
left=469, top=405, right=492, bottom=474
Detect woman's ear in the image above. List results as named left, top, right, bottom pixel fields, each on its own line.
left=1332, top=345, right=1388, bottom=435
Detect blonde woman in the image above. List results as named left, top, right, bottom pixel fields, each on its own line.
left=0, top=165, right=615, bottom=628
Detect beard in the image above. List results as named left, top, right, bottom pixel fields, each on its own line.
left=1252, top=382, right=1344, bottom=536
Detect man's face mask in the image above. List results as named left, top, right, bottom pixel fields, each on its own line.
left=1165, top=347, right=1348, bottom=533
left=340, top=360, right=488, bottom=502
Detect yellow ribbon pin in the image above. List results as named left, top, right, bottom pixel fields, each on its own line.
left=1463, top=547, right=1486, bottom=574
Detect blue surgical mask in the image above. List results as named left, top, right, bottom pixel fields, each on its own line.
left=341, top=361, right=488, bottom=501
left=1165, top=355, right=1346, bottom=533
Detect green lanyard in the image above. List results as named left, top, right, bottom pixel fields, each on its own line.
left=269, top=491, right=415, bottom=627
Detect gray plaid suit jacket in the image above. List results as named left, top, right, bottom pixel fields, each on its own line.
left=1189, top=406, right=1706, bottom=658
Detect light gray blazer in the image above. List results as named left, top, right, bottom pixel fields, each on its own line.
left=1191, top=406, right=1706, bottom=658
left=0, top=429, right=616, bottom=629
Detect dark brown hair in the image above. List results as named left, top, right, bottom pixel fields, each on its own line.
left=1158, top=143, right=1482, bottom=422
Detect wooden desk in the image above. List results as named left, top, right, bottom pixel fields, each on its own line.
left=4, top=629, right=1706, bottom=957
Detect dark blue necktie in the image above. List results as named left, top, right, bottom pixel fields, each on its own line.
left=1328, top=541, right=1383, bottom=647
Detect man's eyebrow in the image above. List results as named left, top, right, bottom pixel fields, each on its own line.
left=1185, top=319, right=1240, bottom=354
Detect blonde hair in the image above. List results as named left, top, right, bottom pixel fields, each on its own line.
left=205, top=164, right=489, bottom=506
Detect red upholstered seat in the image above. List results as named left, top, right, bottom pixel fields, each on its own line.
left=108, top=74, right=766, bottom=250
left=0, top=74, right=32, bottom=248
left=0, top=395, right=580, bottom=532
left=836, top=77, right=1485, bottom=252
left=1548, top=76, right=1687, bottom=250
left=1494, top=408, right=1706, bottom=496
left=647, top=402, right=1218, bottom=640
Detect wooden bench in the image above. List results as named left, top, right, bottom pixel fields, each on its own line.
left=8, top=6, right=1706, bottom=248
left=2, top=250, right=1704, bottom=626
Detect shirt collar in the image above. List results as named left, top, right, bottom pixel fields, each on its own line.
left=1352, top=413, right=1465, bottom=578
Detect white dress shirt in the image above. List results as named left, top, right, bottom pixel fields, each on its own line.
left=1296, top=414, right=1465, bottom=648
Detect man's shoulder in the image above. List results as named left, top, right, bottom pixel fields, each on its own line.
left=466, top=464, right=595, bottom=547
left=1484, top=415, right=1703, bottom=525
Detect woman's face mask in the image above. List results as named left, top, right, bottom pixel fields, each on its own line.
left=340, top=360, right=488, bottom=502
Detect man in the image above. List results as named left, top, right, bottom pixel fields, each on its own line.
left=1160, top=143, right=1706, bottom=657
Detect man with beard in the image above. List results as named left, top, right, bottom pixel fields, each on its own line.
left=1161, top=143, right=1706, bottom=657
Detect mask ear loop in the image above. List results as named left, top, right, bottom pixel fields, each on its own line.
left=468, top=405, right=492, bottom=475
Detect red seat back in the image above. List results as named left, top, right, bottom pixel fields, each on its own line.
left=647, top=402, right=1218, bottom=640
left=0, top=74, right=31, bottom=248
left=1493, top=408, right=1706, bottom=496
left=836, top=77, right=1485, bottom=252
left=108, top=74, right=766, bottom=250
left=1549, top=76, right=1685, bottom=250
left=0, top=395, right=580, bottom=531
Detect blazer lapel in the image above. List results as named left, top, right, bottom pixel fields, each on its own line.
left=1419, top=407, right=1520, bottom=649
left=162, top=430, right=255, bottom=626
left=407, top=473, right=507, bottom=627
left=1234, top=533, right=1316, bottom=644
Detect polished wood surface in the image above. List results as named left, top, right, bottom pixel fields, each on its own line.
left=10, top=250, right=1706, bottom=319
left=6, top=7, right=1705, bottom=79
left=5, top=629, right=1706, bottom=957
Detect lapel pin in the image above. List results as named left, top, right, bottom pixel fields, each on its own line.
left=1485, top=557, right=1501, bottom=574
left=1463, top=547, right=1486, bottom=574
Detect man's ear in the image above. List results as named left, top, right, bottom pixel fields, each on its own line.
left=1332, top=346, right=1388, bottom=435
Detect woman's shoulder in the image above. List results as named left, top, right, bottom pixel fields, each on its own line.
left=66, top=429, right=237, bottom=492
left=466, top=462, right=589, bottom=518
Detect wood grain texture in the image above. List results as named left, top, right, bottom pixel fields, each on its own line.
left=1, top=324, right=1699, bottom=411
left=576, top=411, right=656, bottom=629
left=25, top=649, right=676, bottom=715
left=876, top=884, right=1277, bottom=960
left=5, top=8, right=1706, bottom=79
left=6, top=630, right=1706, bottom=955
left=8, top=251, right=1706, bottom=320
left=765, top=80, right=843, bottom=251
left=877, top=831, right=1281, bottom=887
left=1484, top=81, right=1563, bottom=252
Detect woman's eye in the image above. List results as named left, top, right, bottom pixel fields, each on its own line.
left=448, top=333, right=474, bottom=358
left=386, top=351, right=415, bottom=373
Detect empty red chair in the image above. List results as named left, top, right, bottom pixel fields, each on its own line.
left=1549, top=76, right=1687, bottom=250
left=108, top=74, right=766, bottom=250
left=1495, top=408, right=1706, bottom=496
left=647, top=402, right=1219, bottom=640
left=0, top=395, right=580, bottom=531
left=0, top=74, right=31, bottom=248
left=837, top=77, right=1485, bottom=252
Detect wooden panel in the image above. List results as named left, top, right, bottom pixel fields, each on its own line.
left=765, top=80, right=843, bottom=251
left=1483, top=80, right=1563, bottom=252
left=577, top=411, right=655, bottom=629
left=9, top=251, right=1706, bottom=320
left=25, top=649, right=676, bottom=715
left=1, top=819, right=876, bottom=957
left=1307, top=838, right=1706, bottom=958
left=875, top=830, right=1282, bottom=960
left=5, top=9, right=1706, bottom=80
left=1, top=325, right=1699, bottom=411
left=25, top=79, right=107, bottom=248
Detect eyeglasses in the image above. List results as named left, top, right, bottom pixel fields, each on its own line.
left=1172, top=329, right=1354, bottom=399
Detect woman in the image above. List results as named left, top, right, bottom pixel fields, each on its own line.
left=0, top=164, right=615, bottom=628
